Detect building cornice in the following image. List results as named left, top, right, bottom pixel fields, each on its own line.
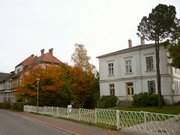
left=100, top=74, right=171, bottom=83
left=97, top=44, right=159, bottom=59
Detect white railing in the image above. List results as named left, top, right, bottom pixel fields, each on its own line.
left=24, top=105, right=180, bottom=135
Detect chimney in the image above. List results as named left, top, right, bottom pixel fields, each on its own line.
left=140, top=36, right=145, bottom=45
left=41, top=49, right=45, bottom=55
left=49, top=48, right=53, bottom=55
left=128, top=39, right=132, bottom=48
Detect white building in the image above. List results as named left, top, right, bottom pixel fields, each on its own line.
left=97, top=41, right=180, bottom=104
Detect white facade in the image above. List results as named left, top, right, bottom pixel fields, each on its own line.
left=98, top=44, right=180, bottom=104
left=15, top=65, right=23, bottom=74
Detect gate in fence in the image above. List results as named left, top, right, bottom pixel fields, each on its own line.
left=24, top=105, right=180, bottom=135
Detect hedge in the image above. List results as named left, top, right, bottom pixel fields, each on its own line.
left=0, top=102, right=24, bottom=112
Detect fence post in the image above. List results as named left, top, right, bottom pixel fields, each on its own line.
left=95, top=108, right=97, bottom=124
left=56, top=107, right=59, bottom=117
left=116, top=110, right=120, bottom=130
left=143, top=111, right=147, bottom=130
left=52, top=106, right=54, bottom=116
left=36, top=106, right=38, bottom=113
left=66, top=107, right=69, bottom=118
left=78, top=108, right=81, bottom=121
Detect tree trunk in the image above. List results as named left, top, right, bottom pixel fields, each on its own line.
left=155, top=41, right=162, bottom=107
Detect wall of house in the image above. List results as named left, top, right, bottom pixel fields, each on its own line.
left=99, top=46, right=169, bottom=81
left=0, top=82, right=4, bottom=91
left=0, top=78, right=17, bottom=103
left=0, top=94, right=5, bottom=102
left=99, top=45, right=179, bottom=103
left=15, top=65, right=23, bottom=74
left=100, top=77, right=172, bottom=94
left=0, top=82, right=4, bottom=102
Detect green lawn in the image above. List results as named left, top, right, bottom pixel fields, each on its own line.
left=116, top=105, right=180, bottom=114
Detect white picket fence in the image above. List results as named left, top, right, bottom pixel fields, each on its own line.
left=24, top=105, right=180, bottom=135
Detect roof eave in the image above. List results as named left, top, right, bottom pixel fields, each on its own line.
left=97, top=44, right=155, bottom=59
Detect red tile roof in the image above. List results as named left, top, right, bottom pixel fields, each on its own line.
left=16, top=50, right=62, bottom=68
left=38, top=52, right=62, bottom=64
left=16, top=55, right=37, bottom=67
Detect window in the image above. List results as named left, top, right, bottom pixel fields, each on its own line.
left=109, top=84, right=115, bottom=96
left=17, top=69, right=20, bottom=73
left=127, top=82, right=134, bottom=95
left=146, top=56, right=154, bottom=72
left=147, top=80, right=156, bottom=94
left=108, top=63, right=114, bottom=76
left=174, top=80, right=180, bottom=94
left=125, top=60, right=132, bottom=73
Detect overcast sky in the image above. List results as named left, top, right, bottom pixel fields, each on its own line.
left=0, top=0, right=180, bottom=72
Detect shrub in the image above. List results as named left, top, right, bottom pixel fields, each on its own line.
left=0, top=102, right=11, bottom=109
left=0, top=102, right=24, bottom=111
left=133, top=92, right=160, bottom=107
left=97, top=96, right=118, bottom=108
left=11, top=102, right=24, bottom=112
left=174, top=101, right=180, bottom=105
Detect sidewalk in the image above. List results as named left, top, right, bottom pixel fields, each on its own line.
left=18, top=112, right=129, bottom=135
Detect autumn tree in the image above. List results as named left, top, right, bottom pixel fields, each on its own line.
left=71, top=44, right=95, bottom=72
left=16, top=44, right=99, bottom=108
left=137, top=4, right=177, bottom=107
left=16, top=63, right=99, bottom=108
left=16, top=65, right=64, bottom=106
left=71, top=43, right=99, bottom=108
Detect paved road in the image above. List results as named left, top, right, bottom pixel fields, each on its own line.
left=0, top=109, right=73, bottom=135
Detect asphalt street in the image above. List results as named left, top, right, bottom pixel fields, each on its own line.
left=0, top=109, right=73, bottom=135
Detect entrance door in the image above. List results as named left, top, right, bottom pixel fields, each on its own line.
left=126, top=82, right=134, bottom=101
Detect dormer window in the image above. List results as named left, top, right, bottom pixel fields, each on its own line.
left=17, top=69, right=20, bottom=73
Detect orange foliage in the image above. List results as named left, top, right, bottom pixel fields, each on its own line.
left=16, top=63, right=97, bottom=106
left=16, top=65, right=64, bottom=96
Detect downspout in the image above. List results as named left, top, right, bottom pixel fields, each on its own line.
left=170, top=65, right=174, bottom=104
left=167, top=49, right=174, bottom=104
left=139, top=48, right=143, bottom=93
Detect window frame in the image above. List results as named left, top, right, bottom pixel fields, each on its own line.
left=109, top=83, right=115, bottom=96
left=125, top=59, right=132, bottom=73
left=146, top=56, right=154, bottom=72
left=108, top=63, right=114, bottom=76
left=147, top=80, right=156, bottom=94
